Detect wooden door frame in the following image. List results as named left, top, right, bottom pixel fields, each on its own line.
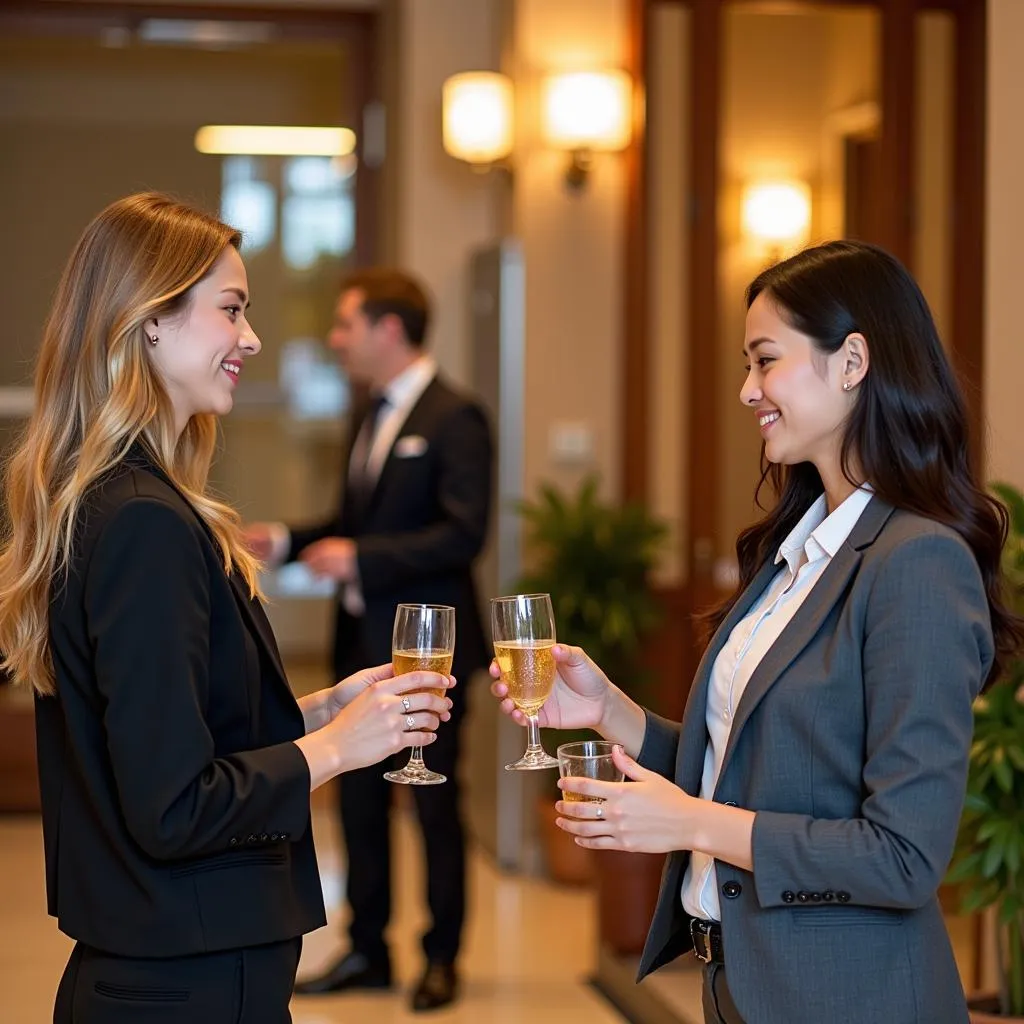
left=624, top=0, right=987, bottom=698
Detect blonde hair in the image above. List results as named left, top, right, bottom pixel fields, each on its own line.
left=0, top=192, right=262, bottom=697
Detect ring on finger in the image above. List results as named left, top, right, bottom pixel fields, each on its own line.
left=401, top=697, right=412, bottom=713
left=596, top=806, right=604, bottom=819
left=406, top=714, right=416, bottom=730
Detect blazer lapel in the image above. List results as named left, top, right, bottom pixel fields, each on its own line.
left=676, top=558, right=779, bottom=790
left=714, top=495, right=895, bottom=786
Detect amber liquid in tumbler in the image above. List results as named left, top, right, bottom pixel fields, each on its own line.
left=392, top=649, right=453, bottom=703
left=493, top=640, right=556, bottom=715
left=562, top=791, right=603, bottom=804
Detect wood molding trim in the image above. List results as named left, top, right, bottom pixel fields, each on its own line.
left=621, top=0, right=650, bottom=504
left=951, top=0, right=986, bottom=473
left=686, top=0, right=722, bottom=616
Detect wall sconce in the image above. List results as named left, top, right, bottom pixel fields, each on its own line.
left=441, top=72, right=514, bottom=170
left=741, top=180, right=812, bottom=257
left=541, top=70, right=633, bottom=192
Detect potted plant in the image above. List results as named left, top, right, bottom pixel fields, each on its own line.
left=946, top=481, right=1024, bottom=1021
left=515, top=476, right=669, bottom=951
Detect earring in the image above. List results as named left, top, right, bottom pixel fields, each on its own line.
left=842, top=381, right=852, bottom=392
left=148, top=335, right=158, bottom=345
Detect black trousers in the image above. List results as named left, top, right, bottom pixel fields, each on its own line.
left=336, top=619, right=467, bottom=966
left=702, top=963, right=747, bottom=1024
left=54, top=938, right=301, bottom=1023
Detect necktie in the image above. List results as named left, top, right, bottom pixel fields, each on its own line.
left=347, top=393, right=388, bottom=531
left=357, top=393, right=388, bottom=477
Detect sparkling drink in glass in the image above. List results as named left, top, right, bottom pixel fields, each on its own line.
left=491, top=594, right=559, bottom=770
left=384, top=603, right=455, bottom=785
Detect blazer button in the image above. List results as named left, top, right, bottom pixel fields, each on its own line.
left=822, top=891, right=835, bottom=902
left=837, top=891, right=851, bottom=903
left=797, top=891, right=810, bottom=903
left=810, top=892, right=822, bottom=902
left=721, top=881, right=742, bottom=899
left=782, top=890, right=795, bottom=903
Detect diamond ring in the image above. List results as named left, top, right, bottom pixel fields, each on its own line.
left=596, top=806, right=604, bottom=819
left=406, top=714, right=416, bottom=730
left=401, top=697, right=412, bottom=713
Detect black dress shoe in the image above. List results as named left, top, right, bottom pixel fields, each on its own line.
left=410, top=962, right=458, bottom=1012
left=293, top=950, right=392, bottom=995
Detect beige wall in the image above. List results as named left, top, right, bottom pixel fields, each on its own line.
left=509, top=0, right=628, bottom=505
left=986, top=0, right=1024, bottom=492
left=391, top=0, right=503, bottom=385
left=386, top=0, right=630, bottom=511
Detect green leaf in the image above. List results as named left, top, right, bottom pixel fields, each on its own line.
left=993, top=749, right=1015, bottom=794
left=983, top=835, right=1007, bottom=878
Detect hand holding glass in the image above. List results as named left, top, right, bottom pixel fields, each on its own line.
left=384, top=603, right=454, bottom=786
left=556, top=740, right=625, bottom=813
left=491, top=594, right=559, bottom=770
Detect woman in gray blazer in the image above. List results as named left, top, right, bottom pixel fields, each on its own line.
left=492, top=241, right=1023, bottom=1023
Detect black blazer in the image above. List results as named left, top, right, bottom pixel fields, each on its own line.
left=39, top=447, right=326, bottom=957
left=289, top=374, right=493, bottom=689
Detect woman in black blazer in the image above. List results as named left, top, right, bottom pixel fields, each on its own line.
left=490, top=242, right=1023, bottom=1022
left=0, top=192, right=453, bottom=1023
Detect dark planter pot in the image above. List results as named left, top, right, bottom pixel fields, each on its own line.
left=968, top=993, right=1024, bottom=1022
left=594, top=849, right=665, bottom=956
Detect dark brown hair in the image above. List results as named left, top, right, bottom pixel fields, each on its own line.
left=705, top=240, right=1023, bottom=688
left=340, top=267, right=431, bottom=347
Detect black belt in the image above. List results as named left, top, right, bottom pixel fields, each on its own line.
left=690, top=917, right=725, bottom=964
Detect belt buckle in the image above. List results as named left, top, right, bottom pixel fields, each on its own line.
left=689, top=918, right=712, bottom=963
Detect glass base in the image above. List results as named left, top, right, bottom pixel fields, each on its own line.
left=384, top=764, right=446, bottom=785
left=504, top=749, right=560, bottom=771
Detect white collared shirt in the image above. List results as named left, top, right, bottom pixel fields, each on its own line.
left=680, top=485, right=874, bottom=922
left=353, top=355, right=437, bottom=485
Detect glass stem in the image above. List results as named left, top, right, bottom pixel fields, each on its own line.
left=525, top=715, right=543, bottom=754
left=407, top=745, right=425, bottom=768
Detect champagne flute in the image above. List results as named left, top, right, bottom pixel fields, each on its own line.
left=384, top=603, right=455, bottom=786
left=491, top=593, right=560, bottom=770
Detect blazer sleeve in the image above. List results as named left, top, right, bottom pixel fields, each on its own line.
left=750, top=530, right=993, bottom=910
left=356, top=402, right=493, bottom=595
left=84, top=497, right=312, bottom=861
left=637, top=708, right=682, bottom=779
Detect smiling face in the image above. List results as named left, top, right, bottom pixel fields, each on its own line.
left=740, top=292, right=863, bottom=486
left=146, top=246, right=260, bottom=436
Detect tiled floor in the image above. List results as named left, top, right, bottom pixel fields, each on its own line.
left=0, top=788, right=632, bottom=1024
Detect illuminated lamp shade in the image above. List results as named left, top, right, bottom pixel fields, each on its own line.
left=442, top=72, right=514, bottom=166
left=741, top=181, right=812, bottom=247
left=541, top=70, right=632, bottom=153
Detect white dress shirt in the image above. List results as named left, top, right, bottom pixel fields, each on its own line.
left=353, top=355, right=437, bottom=486
left=680, top=485, right=874, bottom=921
left=268, top=356, right=437, bottom=615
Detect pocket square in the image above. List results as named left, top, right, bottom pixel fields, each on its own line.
left=394, top=434, right=428, bottom=458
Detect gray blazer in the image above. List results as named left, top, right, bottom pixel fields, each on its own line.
left=636, top=497, right=993, bottom=1024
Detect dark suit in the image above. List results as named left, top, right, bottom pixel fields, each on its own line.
left=40, top=446, right=325, bottom=1015
left=288, top=372, right=492, bottom=966
left=636, top=498, right=992, bottom=1023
